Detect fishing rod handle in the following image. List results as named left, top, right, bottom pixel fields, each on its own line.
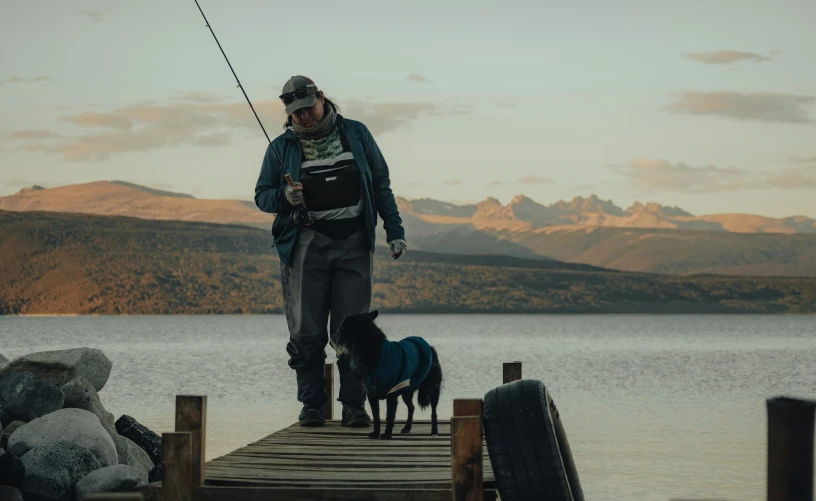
left=284, top=173, right=297, bottom=187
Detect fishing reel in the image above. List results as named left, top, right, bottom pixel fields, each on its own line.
left=285, top=173, right=314, bottom=228
left=291, top=204, right=314, bottom=228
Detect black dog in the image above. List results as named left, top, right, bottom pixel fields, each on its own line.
left=331, top=310, right=443, bottom=439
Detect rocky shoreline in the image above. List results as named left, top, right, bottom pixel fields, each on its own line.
left=0, top=348, right=162, bottom=500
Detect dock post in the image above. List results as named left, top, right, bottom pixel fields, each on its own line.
left=767, top=396, right=815, bottom=501
left=503, top=361, right=522, bottom=384
left=325, top=363, right=334, bottom=420
left=175, top=395, right=207, bottom=486
left=452, top=415, right=484, bottom=501
left=453, top=399, right=483, bottom=418
left=162, top=432, right=193, bottom=501
left=83, top=495, right=145, bottom=500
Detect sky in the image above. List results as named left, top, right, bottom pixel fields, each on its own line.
left=1, top=0, right=815, bottom=218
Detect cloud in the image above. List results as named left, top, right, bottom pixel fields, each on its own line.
left=0, top=76, right=53, bottom=87
left=8, top=95, right=455, bottom=160
left=686, top=50, right=771, bottom=65
left=788, top=156, right=816, bottom=164
left=63, top=112, right=133, bottom=130
left=81, top=9, right=105, bottom=21
left=495, top=102, right=519, bottom=108
left=341, top=100, right=470, bottom=135
left=518, top=175, right=554, bottom=185
left=443, top=178, right=464, bottom=186
left=766, top=171, right=816, bottom=189
left=175, top=92, right=226, bottom=103
left=617, top=157, right=816, bottom=193
left=406, top=74, right=430, bottom=83
left=194, top=132, right=232, bottom=147
left=9, top=130, right=62, bottom=140
left=666, top=91, right=815, bottom=124
left=489, top=175, right=554, bottom=186
left=617, top=157, right=754, bottom=193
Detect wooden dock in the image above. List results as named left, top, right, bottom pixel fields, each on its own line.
left=136, top=362, right=525, bottom=501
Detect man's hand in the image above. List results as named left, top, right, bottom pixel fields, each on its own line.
left=388, top=239, right=407, bottom=260
left=285, top=183, right=304, bottom=205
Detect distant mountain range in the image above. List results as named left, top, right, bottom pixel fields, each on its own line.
left=3, top=181, right=816, bottom=277
left=3, top=210, right=814, bottom=314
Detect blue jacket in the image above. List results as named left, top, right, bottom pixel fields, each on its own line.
left=254, top=115, right=405, bottom=265
left=363, top=336, right=434, bottom=400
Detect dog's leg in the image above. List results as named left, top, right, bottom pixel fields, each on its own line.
left=381, top=394, right=399, bottom=440
left=430, top=385, right=440, bottom=436
left=367, top=393, right=381, bottom=439
left=400, top=392, right=415, bottom=434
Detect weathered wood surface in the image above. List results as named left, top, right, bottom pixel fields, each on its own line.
left=163, top=432, right=193, bottom=501
left=203, top=420, right=495, bottom=490
left=503, top=361, right=522, bottom=384
left=175, top=395, right=207, bottom=487
left=452, top=416, right=484, bottom=501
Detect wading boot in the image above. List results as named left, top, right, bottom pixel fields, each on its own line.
left=298, top=405, right=326, bottom=427
left=341, top=404, right=371, bottom=427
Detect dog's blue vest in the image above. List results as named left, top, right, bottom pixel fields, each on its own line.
left=363, top=336, right=433, bottom=400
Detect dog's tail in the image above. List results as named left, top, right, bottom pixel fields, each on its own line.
left=418, top=346, right=442, bottom=410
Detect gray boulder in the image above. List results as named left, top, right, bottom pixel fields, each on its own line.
left=113, top=435, right=153, bottom=481
left=115, top=415, right=162, bottom=465
left=0, top=372, right=64, bottom=422
left=2, top=422, right=25, bottom=451
left=8, top=408, right=117, bottom=466
left=0, top=486, right=23, bottom=501
left=0, top=348, right=112, bottom=392
left=20, top=441, right=101, bottom=501
left=61, top=376, right=117, bottom=438
left=75, top=465, right=145, bottom=499
left=0, top=354, right=7, bottom=371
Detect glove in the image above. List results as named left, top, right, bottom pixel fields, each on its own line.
left=388, top=239, right=407, bottom=260
left=285, top=183, right=304, bottom=206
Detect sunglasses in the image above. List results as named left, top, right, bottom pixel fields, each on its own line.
left=279, top=84, right=317, bottom=106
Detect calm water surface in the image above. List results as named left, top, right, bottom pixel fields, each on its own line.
left=1, top=314, right=815, bottom=501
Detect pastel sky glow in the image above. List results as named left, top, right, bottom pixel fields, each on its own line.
left=1, top=0, right=815, bottom=217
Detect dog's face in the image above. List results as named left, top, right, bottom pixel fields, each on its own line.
left=330, top=309, right=380, bottom=357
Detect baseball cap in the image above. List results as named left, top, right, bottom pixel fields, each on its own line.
left=279, top=75, right=319, bottom=115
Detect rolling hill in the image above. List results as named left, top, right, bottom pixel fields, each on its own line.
left=1, top=210, right=814, bottom=315
left=2, top=182, right=816, bottom=276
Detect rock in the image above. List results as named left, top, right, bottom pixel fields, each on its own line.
left=0, top=354, right=7, bottom=371
left=0, top=348, right=112, bottom=392
left=0, top=486, right=23, bottom=501
left=75, top=465, right=145, bottom=499
left=113, top=435, right=153, bottom=481
left=20, top=441, right=101, bottom=501
left=8, top=408, right=118, bottom=466
left=115, top=415, right=162, bottom=465
left=2, top=422, right=25, bottom=451
left=61, top=376, right=117, bottom=438
left=0, top=372, right=64, bottom=422
left=0, top=451, right=25, bottom=487
left=148, top=462, right=163, bottom=483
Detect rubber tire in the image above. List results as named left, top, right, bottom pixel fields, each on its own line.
left=482, top=379, right=584, bottom=501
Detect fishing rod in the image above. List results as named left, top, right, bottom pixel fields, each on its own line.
left=193, top=0, right=313, bottom=227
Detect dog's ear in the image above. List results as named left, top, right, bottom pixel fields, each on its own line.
left=368, top=309, right=379, bottom=320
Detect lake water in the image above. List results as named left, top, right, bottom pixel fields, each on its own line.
left=1, top=314, right=815, bottom=500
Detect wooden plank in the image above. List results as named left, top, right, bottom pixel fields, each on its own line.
left=194, top=485, right=455, bottom=501
left=452, top=416, right=483, bottom=501
left=175, top=395, right=207, bottom=487
left=453, top=399, right=483, bottom=418
left=325, top=364, right=334, bottom=420
left=162, top=432, right=192, bottom=501
left=502, top=361, right=522, bottom=384
left=767, top=396, right=815, bottom=501
left=84, top=495, right=145, bottom=500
